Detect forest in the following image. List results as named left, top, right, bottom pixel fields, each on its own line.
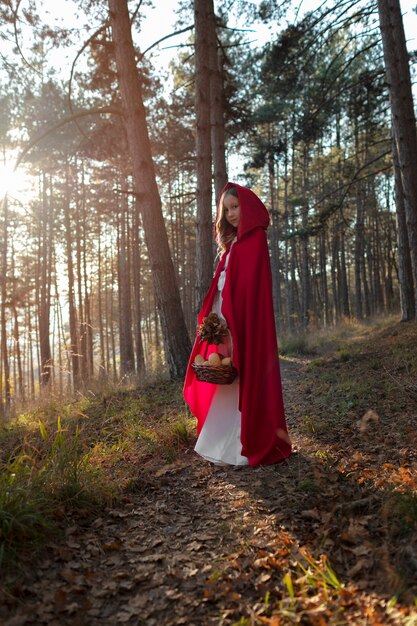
left=1, top=0, right=417, bottom=624
left=0, top=0, right=415, bottom=408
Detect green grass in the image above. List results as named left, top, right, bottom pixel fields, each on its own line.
left=0, top=380, right=191, bottom=575
left=281, top=314, right=399, bottom=359
left=280, top=334, right=314, bottom=356
left=387, top=492, right=417, bottom=536
left=300, top=414, right=316, bottom=434
left=0, top=454, right=52, bottom=567
left=297, top=478, right=317, bottom=493
left=337, top=348, right=351, bottom=362
left=232, top=550, right=345, bottom=626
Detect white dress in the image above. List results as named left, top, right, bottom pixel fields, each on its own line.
left=194, top=241, right=249, bottom=466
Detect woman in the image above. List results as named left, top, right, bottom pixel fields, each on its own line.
left=183, top=182, right=291, bottom=467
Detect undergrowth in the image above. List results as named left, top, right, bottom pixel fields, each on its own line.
left=279, top=313, right=398, bottom=357
left=0, top=380, right=190, bottom=573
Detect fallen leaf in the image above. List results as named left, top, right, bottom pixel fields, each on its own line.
left=301, top=509, right=321, bottom=521
left=358, top=409, right=380, bottom=433
left=60, top=568, right=77, bottom=583
left=347, top=558, right=373, bottom=577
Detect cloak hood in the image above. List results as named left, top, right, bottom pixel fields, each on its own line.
left=218, top=181, right=270, bottom=241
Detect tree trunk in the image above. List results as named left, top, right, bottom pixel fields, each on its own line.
left=1, top=195, right=11, bottom=414
left=319, top=230, right=330, bottom=326
left=393, top=133, right=415, bottom=319
left=39, top=173, right=53, bottom=387
left=283, top=139, right=291, bottom=332
left=194, top=0, right=214, bottom=309
left=54, top=275, right=66, bottom=396
left=110, top=251, right=118, bottom=381
left=132, top=198, right=145, bottom=376
left=64, top=168, right=81, bottom=390
left=108, top=0, right=191, bottom=378
left=208, top=3, right=227, bottom=203
left=300, top=145, right=309, bottom=330
left=377, top=0, right=417, bottom=316
left=117, top=203, right=135, bottom=377
left=27, top=304, right=35, bottom=400
left=97, top=216, right=107, bottom=379
left=268, top=152, right=282, bottom=333
left=339, top=226, right=350, bottom=318
left=355, top=184, right=364, bottom=320
left=384, top=209, right=395, bottom=312
left=12, top=306, right=24, bottom=402
left=81, top=168, right=94, bottom=379
left=75, top=176, right=88, bottom=384
left=330, top=227, right=340, bottom=322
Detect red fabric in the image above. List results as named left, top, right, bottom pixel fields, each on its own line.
left=183, top=182, right=291, bottom=467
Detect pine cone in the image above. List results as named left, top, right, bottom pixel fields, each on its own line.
left=198, top=312, right=228, bottom=345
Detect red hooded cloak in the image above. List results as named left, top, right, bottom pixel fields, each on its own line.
left=183, top=182, right=291, bottom=467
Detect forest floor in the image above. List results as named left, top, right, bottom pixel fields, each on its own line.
left=1, top=318, right=417, bottom=625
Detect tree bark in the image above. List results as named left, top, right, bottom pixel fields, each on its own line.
left=194, top=0, right=214, bottom=309
left=27, top=303, right=35, bottom=400
left=268, top=151, right=282, bottom=333
left=377, top=0, right=417, bottom=316
left=300, top=145, right=309, bottom=330
left=38, top=172, right=53, bottom=387
left=132, top=197, right=145, bottom=376
left=12, top=305, right=24, bottom=402
left=1, top=195, right=11, bottom=414
left=117, top=202, right=135, bottom=377
left=392, top=133, right=415, bottom=319
left=319, top=230, right=330, bottom=326
left=75, top=183, right=88, bottom=384
left=81, top=166, right=94, bottom=379
left=331, top=226, right=340, bottom=321
left=64, top=167, right=81, bottom=391
left=339, top=226, right=350, bottom=318
left=354, top=185, right=364, bottom=320
left=208, top=3, right=227, bottom=203
left=97, top=215, right=107, bottom=379
left=108, top=0, right=191, bottom=378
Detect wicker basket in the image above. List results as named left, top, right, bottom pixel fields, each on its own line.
left=192, top=360, right=237, bottom=385
left=192, top=314, right=237, bottom=384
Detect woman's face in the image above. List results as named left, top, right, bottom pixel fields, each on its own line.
left=223, top=193, right=241, bottom=228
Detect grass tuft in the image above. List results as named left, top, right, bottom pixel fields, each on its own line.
left=280, top=334, right=314, bottom=356
left=386, top=492, right=417, bottom=537
left=0, top=454, right=52, bottom=567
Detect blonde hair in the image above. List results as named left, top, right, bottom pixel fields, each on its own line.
left=215, top=187, right=238, bottom=254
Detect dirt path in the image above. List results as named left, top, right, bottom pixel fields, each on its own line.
left=2, top=350, right=416, bottom=625
left=3, top=444, right=298, bottom=624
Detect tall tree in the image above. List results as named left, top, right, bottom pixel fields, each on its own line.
left=392, top=135, right=415, bottom=320
left=38, top=173, right=53, bottom=387
left=208, top=6, right=227, bottom=203
left=117, top=194, right=135, bottom=377
left=194, top=0, right=214, bottom=309
left=0, top=195, right=11, bottom=414
left=108, top=0, right=191, bottom=378
left=377, top=0, right=417, bottom=317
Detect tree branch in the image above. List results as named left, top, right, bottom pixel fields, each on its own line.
left=130, top=0, right=144, bottom=25
left=283, top=152, right=392, bottom=239
left=67, top=21, right=110, bottom=139
left=13, top=0, right=42, bottom=75
left=14, top=106, right=121, bottom=171
left=139, top=24, right=194, bottom=59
